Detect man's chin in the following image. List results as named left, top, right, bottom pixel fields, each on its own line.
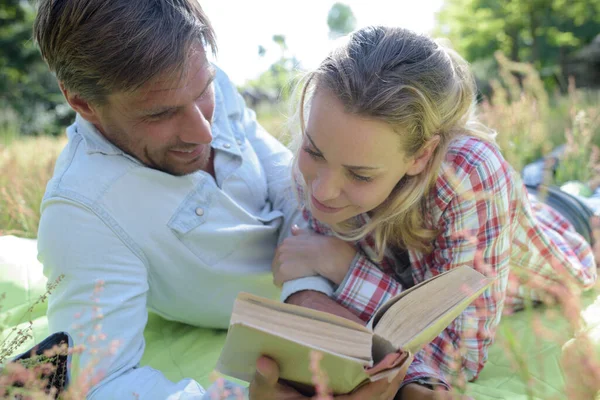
left=148, top=158, right=207, bottom=177
left=164, top=163, right=205, bottom=176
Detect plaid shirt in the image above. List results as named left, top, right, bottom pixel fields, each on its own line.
left=299, top=136, right=597, bottom=388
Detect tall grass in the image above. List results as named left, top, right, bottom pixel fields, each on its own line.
left=0, top=135, right=65, bottom=238
left=479, top=52, right=600, bottom=178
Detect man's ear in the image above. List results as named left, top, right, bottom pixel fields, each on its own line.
left=406, top=135, right=441, bottom=176
left=59, top=82, right=102, bottom=125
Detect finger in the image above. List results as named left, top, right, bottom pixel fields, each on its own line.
left=255, top=356, right=280, bottom=387
left=273, top=271, right=284, bottom=287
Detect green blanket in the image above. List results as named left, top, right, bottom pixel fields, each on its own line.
left=2, top=235, right=599, bottom=399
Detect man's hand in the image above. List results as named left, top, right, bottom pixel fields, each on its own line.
left=249, top=356, right=409, bottom=400
left=286, top=290, right=365, bottom=325
left=272, top=226, right=356, bottom=286
left=249, top=357, right=309, bottom=400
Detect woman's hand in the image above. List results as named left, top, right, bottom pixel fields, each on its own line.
left=272, top=225, right=357, bottom=286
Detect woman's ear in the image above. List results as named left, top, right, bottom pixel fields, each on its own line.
left=406, top=135, right=441, bottom=176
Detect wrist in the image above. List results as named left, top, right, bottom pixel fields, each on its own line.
left=319, top=238, right=356, bottom=285
left=285, top=290, right=324, bottom=306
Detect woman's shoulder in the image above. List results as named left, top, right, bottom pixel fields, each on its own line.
left=443, top=135, right=508, bottom=179
left=436, top=135, right=513, bottom=197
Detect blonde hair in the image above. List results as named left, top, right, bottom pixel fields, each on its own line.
left=292, top=26, right=496, bottom=260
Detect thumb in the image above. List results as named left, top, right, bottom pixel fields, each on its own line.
left=255, top=356, right=280, bottom=386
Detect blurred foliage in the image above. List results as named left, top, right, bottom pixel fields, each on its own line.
left=241, top=2, right=358, bottom=105
left=478, top=51, right=600, bottom=177
left=435, top=0, right=600, bottom=92
left=242, top=34, right=302, bottom=104
left=0, top=0, right=73, bottom=137
left=327, top=2, right=356, bottom=39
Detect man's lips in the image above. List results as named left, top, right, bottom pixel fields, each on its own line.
left=170, top=146, right=204, bottom=159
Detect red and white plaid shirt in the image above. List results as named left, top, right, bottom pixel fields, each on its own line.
left=299, top=136, right=597, bottom=388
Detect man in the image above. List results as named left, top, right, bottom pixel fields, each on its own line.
left=33, top=1, right=404, bottom=399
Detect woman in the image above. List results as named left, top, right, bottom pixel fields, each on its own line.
left=273, top=26, right=597, bottom=397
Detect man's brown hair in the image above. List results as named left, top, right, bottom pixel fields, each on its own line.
left=33, top=0, right=217, bottom=104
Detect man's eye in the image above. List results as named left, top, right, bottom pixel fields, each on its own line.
left=149, top=110, right=174, bottom=120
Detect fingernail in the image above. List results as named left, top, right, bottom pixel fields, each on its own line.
left=257, top=366, right=267, bottom=378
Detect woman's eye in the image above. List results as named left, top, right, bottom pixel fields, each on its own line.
left=303, top=146, right=324, bottom=160
left=349, top=171, right=373, bottom=183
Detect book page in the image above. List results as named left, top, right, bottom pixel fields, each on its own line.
left=368, top=269, right=455, bottom=329
left=232, top=298, right=373, bottom=361
left=238, top=292, right=371, bottom=333
left=373, top=266, right=493, bottom=353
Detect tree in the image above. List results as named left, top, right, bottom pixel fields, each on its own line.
left=242, top=34, right=301, bottom=105
left=0, top=0, right=71, bottom=135
left=435, top=0, right=600, bottom=89
left=327, top=2, right=356, bottom=39
left=258, top=45, right=266, bottom=58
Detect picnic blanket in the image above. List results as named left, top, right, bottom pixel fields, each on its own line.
left=2, top=235, right=599, bottom=399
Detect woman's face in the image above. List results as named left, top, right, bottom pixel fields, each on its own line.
left=298, top=88, right=429, bottom=226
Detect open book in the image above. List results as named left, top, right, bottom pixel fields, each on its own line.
left=216, top=266, right=494, bottom=395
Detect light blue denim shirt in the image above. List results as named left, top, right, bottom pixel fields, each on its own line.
left=37, top=66, right=333, bottom=399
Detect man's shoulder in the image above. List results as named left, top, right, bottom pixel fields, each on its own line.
left=43, top=123, right=140, bottom=207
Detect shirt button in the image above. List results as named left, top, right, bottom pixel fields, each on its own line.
left=223, top=143, right=231, bottom=149
left=236, top=139, right=242, bottom=146
left=195, top=207, right=204, bottom=216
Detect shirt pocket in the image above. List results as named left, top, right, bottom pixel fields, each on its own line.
left=233, top=121, right=269, bottom=206
left=167, top=180, right=266, bottom=268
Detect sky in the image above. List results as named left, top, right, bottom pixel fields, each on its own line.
left=201, top=0, right=445, bottom=85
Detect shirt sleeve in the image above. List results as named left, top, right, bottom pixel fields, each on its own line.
left=332, top=252, right=402, bottom=322
left=38, top=200, right=210, bottom=399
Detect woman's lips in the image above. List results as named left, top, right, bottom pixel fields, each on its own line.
left=311, top=195, right=346, bottom=213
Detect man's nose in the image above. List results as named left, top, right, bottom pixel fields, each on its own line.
left=179, top=103, right=212, bottom=144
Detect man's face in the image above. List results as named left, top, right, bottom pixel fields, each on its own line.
left=92, top=45, right=216, bottom=176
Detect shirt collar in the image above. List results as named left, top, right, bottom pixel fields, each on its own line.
left=74, top=114, right=127, bottom=157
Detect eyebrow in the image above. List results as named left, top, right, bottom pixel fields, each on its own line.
left=305, top=133, right=382, bottom=171
left=142, top=68, right=216, bottom=116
